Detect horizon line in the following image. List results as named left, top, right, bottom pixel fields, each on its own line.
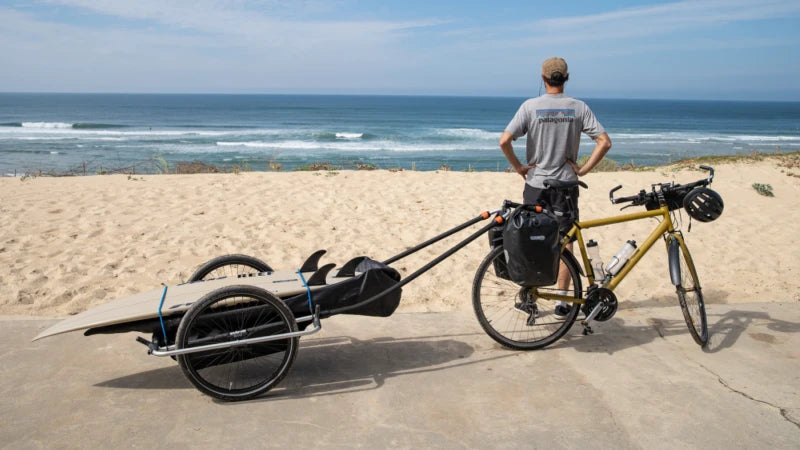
left=1, top=91, right=799, bottom=103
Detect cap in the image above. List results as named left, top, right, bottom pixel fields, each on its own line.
left=542, top=57, right=568, bottom=77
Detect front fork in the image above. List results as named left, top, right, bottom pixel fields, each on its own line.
left=667, top=232, right=683, bottom=287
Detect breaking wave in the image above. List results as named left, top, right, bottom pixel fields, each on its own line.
left=214, top=139, right=493, bottom=152
left=22, top=122, right=73, bottom=129
left=435, top=128, right=499, bottom=140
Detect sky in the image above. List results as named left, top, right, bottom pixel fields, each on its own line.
left=1, top=0, right=799, bottom=100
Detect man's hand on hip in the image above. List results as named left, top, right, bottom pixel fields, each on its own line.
left=517, top=164, right=535, bottom=179
left=567, top=159, right=582, bottom=176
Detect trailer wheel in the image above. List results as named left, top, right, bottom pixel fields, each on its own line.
left=176, top=285, right=298, bottom=401
left=188, top=254, right=273, bottom=282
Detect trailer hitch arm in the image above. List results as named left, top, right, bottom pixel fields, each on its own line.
left=328, top=214, right=502, bottom=316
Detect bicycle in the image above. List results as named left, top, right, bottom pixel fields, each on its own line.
left=472, top=165, right=723, bottom=350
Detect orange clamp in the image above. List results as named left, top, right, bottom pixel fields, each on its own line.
left=481, top=211, right=490, bottom=219
left=535, top=205, right=542, bottom=213
left=494, top=216, right=504, bottom=224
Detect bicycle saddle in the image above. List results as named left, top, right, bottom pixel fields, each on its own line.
left=543, top=179, right=588, bottom=190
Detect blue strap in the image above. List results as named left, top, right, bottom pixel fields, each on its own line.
left=157, top=286, right=168, bottom=343
left=297, top=270, right=314, bottom=312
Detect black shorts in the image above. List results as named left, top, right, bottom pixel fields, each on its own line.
left=523, top=184, right=579, bottom=239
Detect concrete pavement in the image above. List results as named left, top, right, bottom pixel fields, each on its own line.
left=2, top=302, right=799, bottom=448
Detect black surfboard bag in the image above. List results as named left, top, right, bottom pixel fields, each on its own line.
left=502, top=205, right=560, bottom=287
left=285, top=258, right=402, bottom=323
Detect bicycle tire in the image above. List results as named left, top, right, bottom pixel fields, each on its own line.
left=472, top=246, right=582, bottom=350
left=176, top=285, right=298, bottom=401
left=189, top=254, right=273, bottom=282
left=672, top=237, right=709, bottom=346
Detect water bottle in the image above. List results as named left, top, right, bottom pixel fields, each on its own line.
left=605, top=240, right=637, bottom=276
left=586, top=240, right=606, bottom=282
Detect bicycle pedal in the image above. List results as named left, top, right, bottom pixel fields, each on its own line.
left=582, top=325, right=594, bottom=335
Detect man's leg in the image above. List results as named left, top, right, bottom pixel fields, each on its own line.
left=553, top=241, right=573, bottom=320
left=558, top=241, right=573, bottom=291
left=554, top=187, right=578, bottom=320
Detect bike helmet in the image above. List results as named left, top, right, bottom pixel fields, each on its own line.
left=683, top=187, right=724, bottom=222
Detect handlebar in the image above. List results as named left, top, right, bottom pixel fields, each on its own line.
left=700, top=165, right=714, bottom=183
left=611, top=190, right=646, bottom=205
left=609, top=183, right=647, bottom=205
left=503, top=165, right=715, bottom=212
left=608, top=165, right=715, bottom=207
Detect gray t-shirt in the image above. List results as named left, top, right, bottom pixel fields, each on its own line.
left=505, top=94, right=605, bottom=188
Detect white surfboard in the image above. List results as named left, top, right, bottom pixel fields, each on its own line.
left=33, top=267, right=348, bottom=341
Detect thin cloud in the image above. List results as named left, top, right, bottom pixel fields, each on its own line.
left=39, top=0, right=445, bottom=39
left=532, top=0, right=800, bottom=39
left=0, top=4, right=438, bottom=92
left=1, top=2, right=446, bottom=66
left=439, top=0, right=800, bottom=56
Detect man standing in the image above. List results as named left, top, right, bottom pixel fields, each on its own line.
left=499, top=57, right=612, bottom=319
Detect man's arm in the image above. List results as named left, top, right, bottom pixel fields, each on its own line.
left=568, top=132, right=611, bottom=177
left=500, top=131, right=534, bottom=179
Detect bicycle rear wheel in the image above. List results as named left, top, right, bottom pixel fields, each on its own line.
left=672, top=236, right=708, bottom=346
left=472, top=246, right=582, bottom=350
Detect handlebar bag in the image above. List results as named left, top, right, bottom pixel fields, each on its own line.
left=502, top=205, right=560, bottom=287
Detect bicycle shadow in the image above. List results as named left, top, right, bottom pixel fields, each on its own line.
left=551, top=299, right=800, bottom=354
left=704, top=308, right=800, bottom=353
left=550, top=315, right=689, bottom=354
left=617, top=288, right=731, bottom=311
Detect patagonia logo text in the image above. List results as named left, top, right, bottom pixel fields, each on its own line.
left=536, top=109, right=576, bottom=123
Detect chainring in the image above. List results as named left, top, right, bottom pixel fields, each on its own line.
left=581, top=287, right=618, bottom=322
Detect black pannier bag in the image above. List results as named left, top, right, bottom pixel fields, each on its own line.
left=487, top=224, right=511, bottom=280
left=502, top=205, right=560, bottom=287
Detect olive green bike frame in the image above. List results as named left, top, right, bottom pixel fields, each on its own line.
left=537, top=204, right=696, bottom=305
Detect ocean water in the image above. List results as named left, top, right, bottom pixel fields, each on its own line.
left=1, top=93, right=799, bottom=175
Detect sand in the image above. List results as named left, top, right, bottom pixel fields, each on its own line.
left=1, top=159, right=798, bottom=317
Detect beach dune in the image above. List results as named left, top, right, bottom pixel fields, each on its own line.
left=1, top=159, right=798, bottom=319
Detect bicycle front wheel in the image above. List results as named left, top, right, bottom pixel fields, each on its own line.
left=472, top=246, right=582, bottom=350
left=672, top=236, right=709, bottom=346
